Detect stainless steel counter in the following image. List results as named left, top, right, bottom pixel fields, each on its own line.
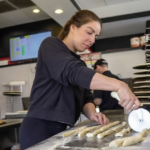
left=26, top=110, right=150, bottom=150
left=0, top=119, right=22, bottom=128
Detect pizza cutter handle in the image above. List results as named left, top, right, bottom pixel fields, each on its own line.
left=111, top=92, right=143, bottom=121
left=111, top=92, right=121, bottom=101
left=111, top=92, right=143, bottom=107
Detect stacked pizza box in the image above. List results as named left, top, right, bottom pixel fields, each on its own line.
left=132, top=25, right=150, bottom=104
left=2, top=81, right=26, bottom=118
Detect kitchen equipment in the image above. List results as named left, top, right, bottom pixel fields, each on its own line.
left=111, top=91, right=150, bottom=132
left=130, top=37, right=140, bottom=48
left=140, top=35, right=146, bottom=46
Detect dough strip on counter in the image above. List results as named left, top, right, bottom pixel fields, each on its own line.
left=62, top=126, right=87, bottom=137
left=135, top=129, right=149, bottom=138
left=100, top=121, right=120, bottom=132
left=96, top=122, right=127, bottom=139
left=109, top=128, right=149, bottom=147
left=109, top=138, right=127, bottom=148
left=115, top=127, right=130, bottom=137
left=111, top=122, right=127, bottom=132
left=78, top=125, right=101, bottom=137
left=86, top=121, right=120, bottom=138
left=123, top=128, right=150, bottom=146
left=97, top=129, right=114, bottom=139
left=123, top=136, right=143, bottom=147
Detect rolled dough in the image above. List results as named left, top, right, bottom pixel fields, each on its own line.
left=97, top=130, right=114, bottom=139
left=86, top=121, right=120, bottom=138
left=115, top=127, right=130, bottom=137
left=111, top=122, right=127, bottom=132
left=62, top=126, right=87, bottom=137
left=135, top=129, right=148, bottom=138
left=109, top=138, right=127, bottom=148
left=123, top=136, right=143, bottom=147
left=78, top=125, right=100, bottom=137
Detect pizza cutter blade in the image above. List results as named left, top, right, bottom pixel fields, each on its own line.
left=111, top=92, right=150, bottom=132
left=128, top=108, right=150, bottom=132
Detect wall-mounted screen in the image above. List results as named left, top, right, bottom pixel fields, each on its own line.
left=9, top=30, right=51, bottom=62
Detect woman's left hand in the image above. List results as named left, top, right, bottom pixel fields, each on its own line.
left=90, top=112, right=109, bottom=126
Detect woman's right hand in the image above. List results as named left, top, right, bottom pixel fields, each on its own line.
left=90, top=73, right=141, bottom=110
left=117, top=81, right=141, bottom=110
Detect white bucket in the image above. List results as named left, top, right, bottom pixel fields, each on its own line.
left=140, top=35, right=146, bottom=46
left=130, top=37, right=140, bottom=47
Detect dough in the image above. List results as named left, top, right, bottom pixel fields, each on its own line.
left=123, top=136, right=143, bottom=147
left=86, top=121, right=120, bottom=138
left=122, top=129, right=150, bottom=146
left=62, top=126, right=87, bottom=137
left=100, top=121, right=120, bottom=131
left=109, top=128, right=149, bottom=147
left=78, top=125, right=100, bottom=137
left=97, top=130, right=114, bottom=139
left=115, top=127, right=130, bottom=137
left=135, top=129, right=150, bottom=138
left=111, top=122, right=127, bottom=132
left=86, top=128, right=103, bottom=137
left=109, top=138, right=126, bottom=148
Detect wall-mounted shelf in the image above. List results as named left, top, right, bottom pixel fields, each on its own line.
left=101, top=47, right=143, bottom=54
left=0, top=60, right=37, bottom=68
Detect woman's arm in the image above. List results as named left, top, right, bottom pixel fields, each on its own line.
left=90, top=73, right=141, bottom=110
left=90, top=73, right=121, bottom=91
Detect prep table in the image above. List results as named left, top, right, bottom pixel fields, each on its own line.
left=0, top=119, right=22, bottom=150
left=26, top=110, right=150, bottom=150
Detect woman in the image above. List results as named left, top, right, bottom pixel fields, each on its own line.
left=19, top=10, right=140, bottom=149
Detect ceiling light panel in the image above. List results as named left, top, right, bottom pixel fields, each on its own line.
left=55, top=9, right=63, bottom=14
left=7, top=0, right=35, bottom=9
left=21, top=6, right=50, bottom=21
left=75, top=0, right=106, bottom=9
left=105, top=0, right=131, bottom=5
left=0, top=15, right=15, bottom=28
left=0, top=1, right=16, bottom=13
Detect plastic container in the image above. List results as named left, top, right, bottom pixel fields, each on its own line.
left=130, top=37, right=140, bottom=47
left=140, top=35, right=146, bottom=46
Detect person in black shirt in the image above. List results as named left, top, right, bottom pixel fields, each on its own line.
left=93, top=59, right=123, bottom=112
left=19, top=10, right=140, bottom=149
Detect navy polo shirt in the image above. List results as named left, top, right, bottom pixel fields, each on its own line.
left=94, top=70, right=123, bottom=112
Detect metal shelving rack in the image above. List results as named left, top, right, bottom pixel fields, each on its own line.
left=3, top=81, right=25, bottom=113
left=132, top=21, right=150, bottom=103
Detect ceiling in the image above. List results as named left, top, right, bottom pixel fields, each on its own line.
left=0, top=0, right=150, bottom=39
left=0, top=0, right=50, bottom=28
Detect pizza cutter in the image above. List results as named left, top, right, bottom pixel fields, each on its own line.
left=111, top=91, right=150, bottom=132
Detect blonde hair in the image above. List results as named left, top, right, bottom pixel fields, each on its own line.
left=58, top=10, right=102, bottom=40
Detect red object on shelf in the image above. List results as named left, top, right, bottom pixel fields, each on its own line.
left=0, top=57, right=17, bottom=66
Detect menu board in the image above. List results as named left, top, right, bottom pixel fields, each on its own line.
left=80, top=52, right=101, bottom=69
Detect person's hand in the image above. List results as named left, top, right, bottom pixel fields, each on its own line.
left=89, top=112, right=109, bottom=126
left=117, top=82, right=141, bottom=110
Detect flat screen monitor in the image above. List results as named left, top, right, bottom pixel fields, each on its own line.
left=9, top=30, right=51, bottom=62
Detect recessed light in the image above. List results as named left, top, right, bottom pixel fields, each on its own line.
left=55, top=9, right=63, bottom=14
left=33, top=9, right=40, bottom=13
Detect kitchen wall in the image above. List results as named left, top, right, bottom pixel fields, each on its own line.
left=102, top=49, right=145, bottom=78
left=0, top=63, right=36, bottom=119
